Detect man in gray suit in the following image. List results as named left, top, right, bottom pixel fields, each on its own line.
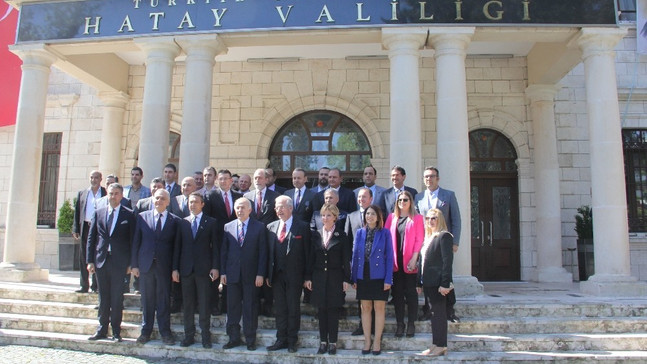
left=170, top=177, right=197, bottom=218
left=353, top=165, right=386, bottom=208
left=414, top=166, right=461, bottom=322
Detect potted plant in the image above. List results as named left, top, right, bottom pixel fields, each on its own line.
left=575, top=205, right=594, bottom=281
left=57, top=198, right=79, bottom=270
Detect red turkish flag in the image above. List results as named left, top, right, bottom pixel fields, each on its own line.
left=0, top=4, right=21, bottom=127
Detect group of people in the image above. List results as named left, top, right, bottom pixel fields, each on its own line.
left=75, top=163, right=461, bottom=357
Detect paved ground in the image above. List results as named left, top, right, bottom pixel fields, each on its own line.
left=0, top=344, right=243, bottom=364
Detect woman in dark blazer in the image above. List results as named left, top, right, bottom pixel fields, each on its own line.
left=417, top=208, right=454, bottom=357
left=384, top=190, right=424, bottom=337
left=305, top=203, right=351, bottom=355
left=351, top=205, right=393, bottom=355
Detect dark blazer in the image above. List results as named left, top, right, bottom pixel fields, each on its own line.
left=351, top=227, right=394, bottom=284
left=73, top=187, right=107, bottom=234
left=87, top=206, right=135, bottom=270
left=284, top=187, right=316, bottom=224
left=314, top=186, right=358, bottom=213
left=419, top=231, right=454, bottom=288
left=344, top=209, right=364, bottom=247
left=205, top=188, right=242, bottom=227
left=169, top=195, right=190, bottom=218
left=266, top=218, right=311, bottom=285
left=353, top=185, right=387, bottom=208
left=166, top=183, right=181, bottom=199
left=173, top=214, right=220, bottom=276
left=268, top=184, right=287, bottom=194
left=221, top=218, right=267, bottom=284
left=131, top=210, right=181, bottom=274
left=307, top=227, right=351, bottom=308
left=414, top=187, right=461, bottom=244
left=244, top=188, right=280, bottom=226
left=379, top=185, right=418, bottom=215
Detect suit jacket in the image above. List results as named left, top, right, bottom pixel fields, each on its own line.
left=205, top=188, right=242, bottom=225
left=87, top=206, right=135, bottom=270
left=244, top=189, right=280, bottom=225
left=134, top=196, right=153, bottom=215
left=414, top=187, right=461, bottom=245
left=344, top=209, right=364, bottom=247
left=173, top=215, right=220, bottom=276
left=384, top=213, right=424, bottom=274
left=284, top=187, right=316, bottom=224
left=379, top=185, right=419, bottom=215
left=268, top=184, right=287, bottom=194
left=314, top=186, right=358, bottom=213
left=166, top=183, right=181, bottom=199
left=351, top=227, right=394, bottom=284
left=353, top=185, right=387, bottom=208
left=419, top=231, right=454, bottom=288
left=307, top=227, right=351, bottom=308
left=170, top=195, right=191, bottom=218
left=73, top=187, right=107, bottom=234
left=221, top=218, right=267, bottom=285
left=266, top=218, right=311, bottom=285
left=131, top=210, right=181, bottom=274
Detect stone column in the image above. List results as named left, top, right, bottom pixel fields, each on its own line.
left=429, top=28, right=482, bottom=296
left=576, top=28, right=647, bottom=296
left=177, top=36, right=226, bottom=179
left=526, top=84, right=573, bottom=283
left=134, top=37, right=180, bottom=179
left=98, top=92, right=129, bottom=177
left=382, top=28, right=427, bottom=189
left=0, top=45, right=57, bottom=281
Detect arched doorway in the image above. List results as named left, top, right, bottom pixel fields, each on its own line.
left=469, top=129, right=520, bottom=281
left=269, top=110, right=372, bottom=190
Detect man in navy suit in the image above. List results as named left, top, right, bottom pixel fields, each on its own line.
left=163, top=163, right=181, bottom=199
left=265, top=196, right=311, bottom=353
left=73, top=170, right=105, bottom=293
left=284, top=168, right=316, bottom=224
left=414, top=166, right=461, bottom=322
left=131, top=189, right=181, bottom=345
left=172, top=192, right=220, bottom=348
left=221, top=198, right=267, bottom=351
left=379, top=165, right=418, bottom=214
left=313, top=168, right=357, bottom=213
left=86, top=183, right=135, bottom=342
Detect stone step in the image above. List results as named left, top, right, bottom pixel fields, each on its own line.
left=1, top=312, right=646, bottom=352
left=1, top=328, right=647, bottom=363
left=3, top=298, right=647, bottom=335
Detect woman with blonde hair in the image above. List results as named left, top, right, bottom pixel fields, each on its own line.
left=417, top=208, right=454, bottom=357
left=384, top=190, right=424, bottom=338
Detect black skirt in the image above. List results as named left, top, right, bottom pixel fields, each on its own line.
left=356, top=263, right=389, bottom=301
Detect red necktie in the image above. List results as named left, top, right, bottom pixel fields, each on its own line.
left=279, top=222, right=287, bottom=243
left=256, top=190, right=262, bottom=217
left=224, top=191, right=231, bottom=216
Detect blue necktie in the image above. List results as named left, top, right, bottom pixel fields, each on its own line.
left=107, top=209, right=114, bottom=236
left=192, top=218, right=198, bottom=238
left=238, top=222, right=245, bottom=246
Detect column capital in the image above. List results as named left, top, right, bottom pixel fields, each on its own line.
left=9, top=43, right=58, bottom=68
left=381, top=27, right=427, bottom=56
left=573, top=28, right=627, bottom=61
left=428, top=28, right=474, bottom=58
left=98, top=91, right=129, bottom=109
left=525, top=84, right=561, bottom=102
left=177, top=34, right=228, bottom=59
left=134, top=36, right=181, bottom=64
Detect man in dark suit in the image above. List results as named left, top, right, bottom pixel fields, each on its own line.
left=353, top=165, right=387, bottom=207
left=265, top=195, right=310, bottom=353
left=244, top=168, right=280, bottom=226
left=172, top=192, right=220, bottom=349
left=205, top=169, right=242, bottom=315
left=313, top=168, right=357, bottom=213
left=86, top=183, right=135, bottom=342
left=163, top=163, right=181, bottom=199
left=73, top=170, right=105, bottom=293
left=220, top=198, right=267, bottom=351
left=309, top=166, right=329, bottom=194
left=170, top=176, right=196, bottom=218
left=134, top=177, right=165, bottom=215
left=131, top=189, right=181, bottom=345
left=415, top=166, right=461, bottom=322
left=265, top=167, right=287, bottom=194
left=379, top=165, right=418, bottom=214
left=284, top=168, right=316, bottom=224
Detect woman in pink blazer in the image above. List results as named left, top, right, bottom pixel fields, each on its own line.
left=384, top=190, right=424, bottom=338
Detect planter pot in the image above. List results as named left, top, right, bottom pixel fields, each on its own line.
left=577, top=238, right=594, bottom=281
left=58, top=233, right=80, bottom=271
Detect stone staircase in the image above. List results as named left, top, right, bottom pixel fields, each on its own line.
left=1, top=283, right=647, bottom=363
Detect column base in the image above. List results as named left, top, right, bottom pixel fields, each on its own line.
left=453, top=275, right=484, bottom=298
left=537, top=267, right=573, bottom=283
left=580, top=274, right=647, bottom=297
left=0, top=262, right=49, bottom=282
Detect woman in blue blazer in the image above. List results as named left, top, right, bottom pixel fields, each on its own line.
left=351, top=205, right=393, bottom=355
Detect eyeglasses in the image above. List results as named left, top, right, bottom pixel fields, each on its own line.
left=425, top=216, right=438, bottom=221
left=397, top=198, right=409, bottom=202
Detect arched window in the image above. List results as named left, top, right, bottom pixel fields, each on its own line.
left=469, top=129, right=518, bottom=173
left=269, top=110, right=372, bottom=183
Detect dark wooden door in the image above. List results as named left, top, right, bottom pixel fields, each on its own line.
left=470, top=176, right=520, bottom=281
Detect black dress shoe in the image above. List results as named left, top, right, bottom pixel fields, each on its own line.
left=136, top=334, right=150, bottom=344
left=162, top=335, right=175, bottom=345
left=317, top=343, right=328, bottom=354
left=351, top=326, right=364, bottom=336
left=112, top=334, right=123, bottom=342
left=361, top=349, right=371, bottom=355
left=180, top=338, right=194, bottom=347
left=266, top=340, right=288, bottom=351
left=202, top=341, right=212, bottom=349
left=287, top=345, right=297, bottom=353
left=211, top=308, right=221, bottom=316
left=75, top=288, right=89, bottom=293
left=406, top=322, right=415, bottom=337
left=418, top=311, right=432, bottom=321
left=328, top=343, right=337, bottom=355
left=448, top=313, right=460, bottom=323
left=88, top=332, right=107, bottom=341
left=222, top=340, right=241, bottom=349
left=395, top=323, right=405, bottom=338
left=372, top=349, right=382, bottom=355
left=247, top=342, right=256, bottom=351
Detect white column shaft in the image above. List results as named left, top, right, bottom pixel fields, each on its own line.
left=98, top=92, right=128, bottom=177
left=136, top=38, right=180, bottom=179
